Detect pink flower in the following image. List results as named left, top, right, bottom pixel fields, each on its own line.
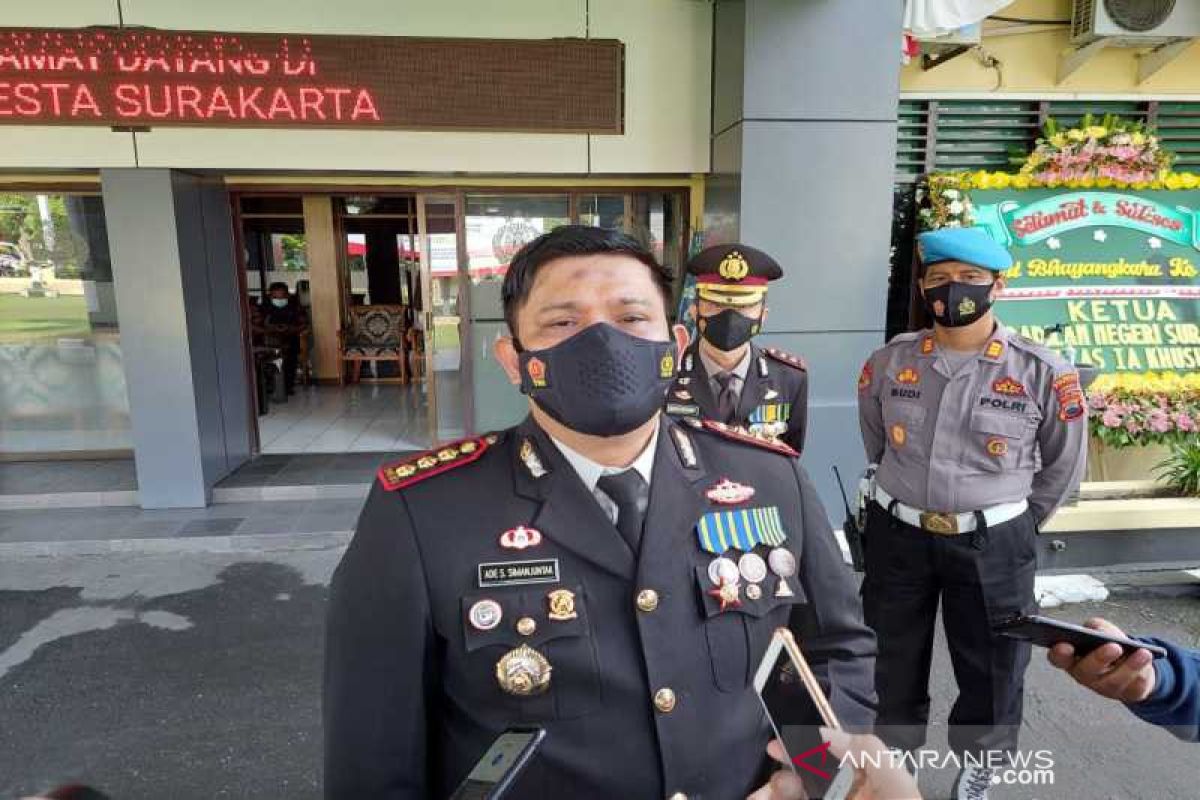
left=1174, top=412, right=1195, bottom=432
left=1148, top=409, right=1172, bottom=433
left=1125, top=418, right=1143, bottom=435
left=1088, top=392, right=1108, bottom=411
left=1102, top=408, right=1124, bottom=428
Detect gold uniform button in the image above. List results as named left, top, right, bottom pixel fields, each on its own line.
left=516, top=617, right=537, bottom=636
left=636, top=589, right=659, bottom=612
left=653, top=687, right=677, bottom=714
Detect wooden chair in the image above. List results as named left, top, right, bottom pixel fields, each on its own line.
left=337, top=304, right=409, bottom=384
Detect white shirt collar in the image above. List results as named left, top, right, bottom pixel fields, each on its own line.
left=550, top=421, right=659, bottom=494
left=699, top=344, right=753, bottom=384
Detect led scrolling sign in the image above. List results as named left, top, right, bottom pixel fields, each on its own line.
left=0, top=27, right=625, bottom=133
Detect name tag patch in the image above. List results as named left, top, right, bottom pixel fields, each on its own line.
left=478, top=558, right=560, bottom=588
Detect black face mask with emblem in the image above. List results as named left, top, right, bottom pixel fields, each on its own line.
left=699, top=308, right=761, bottom=351
left=518, top=322, right=677, bottom=436
left=922, top=280, right=995, bottom=328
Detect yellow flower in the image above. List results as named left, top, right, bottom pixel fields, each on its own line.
left=1081, top=177, right=1096, bottom=188
left=1067, top=129, right=1086, bottom=142
left=991, top=172, right=1012, bottom=188
left=1086, top=126, right=1108, bottom=138
left=1012, top=174, right=1032, bottom=189
left=1131, top=132, right=1146, bottom=146
left=972, top=170, right=992, bottom=189
left=1097, top=177, right=1113, bottom=188
left=1182, top=172, right=1200, bottom=189
left=1165, top=173, right=1184, bottom=190
left=1051, top=133, right=1068, bottom=147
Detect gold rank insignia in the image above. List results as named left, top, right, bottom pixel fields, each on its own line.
left=377, top=434, right=496, bottom=491
left=920, top=336, right=935, bottom=355
left=496, top=644, right=552, bottom=696
left=984, top=339, right=1005, bottom=359
left=546, top=588, right=578, bottom=621
left=718, top=251, right=750, bottom=281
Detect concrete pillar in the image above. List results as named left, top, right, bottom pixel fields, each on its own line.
left=709, top=0, right=902, bottom=511
left=102, top=169, right=252, bottom=508
left=302, top=196, right=343, bottom=382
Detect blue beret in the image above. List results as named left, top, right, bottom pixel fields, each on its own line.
left=917, top=227, right=1012, bottom=271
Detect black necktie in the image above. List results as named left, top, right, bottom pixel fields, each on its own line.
left=715, top=371, right=738, bottom=422
left=597, top=470, right=649, bottom=553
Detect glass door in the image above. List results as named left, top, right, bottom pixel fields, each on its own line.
left=416, top=194, right=468, bottom=443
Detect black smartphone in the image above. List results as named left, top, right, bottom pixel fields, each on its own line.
left=994, top=614, right=1168, bottom=659
left=448, top=727, right=546, bottom=800
left=754, top=628, right=855, bottom=800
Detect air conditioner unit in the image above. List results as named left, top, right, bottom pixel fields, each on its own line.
left=1071, top=0, right=1200, bottom=45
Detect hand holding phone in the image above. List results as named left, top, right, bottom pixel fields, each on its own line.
left=993, top=614, right=1166, bottom=659
left=1043, top=616, right=1161, bottom=705
left=753, top=628, right=857, bottom=800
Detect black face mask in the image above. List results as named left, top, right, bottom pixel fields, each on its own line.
left=699, top=308, right=761, bottom=351
left=923, top=281, right=995, bottom=328
left=518, top=323, right=677, bottom=436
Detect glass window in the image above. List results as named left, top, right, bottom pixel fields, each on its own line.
left=464, top=194, right=570, bottom=319
left=0, top=192, right=131, bottom=454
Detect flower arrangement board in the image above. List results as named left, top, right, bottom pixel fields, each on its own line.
left=971, top=187, right=1200, bottom=375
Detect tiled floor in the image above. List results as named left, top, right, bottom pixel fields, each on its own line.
left=217, top=452, right=410, bottom=488
left=258, top=383, right=449, bottom=454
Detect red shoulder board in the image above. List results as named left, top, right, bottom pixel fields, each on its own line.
left=764, top=347, right=807, bottom=372
left=378, top=433, right=499, bottom=491
left=689, top=418, right=799, bottom=457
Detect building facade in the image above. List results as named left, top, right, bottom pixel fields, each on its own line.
left=1, top=0, right=898, bottom=509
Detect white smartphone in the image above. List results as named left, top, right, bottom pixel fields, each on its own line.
left=753, top=627, right=857, bottom=800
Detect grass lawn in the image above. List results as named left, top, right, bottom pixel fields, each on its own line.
left=0, top=293, right=92, bottom=343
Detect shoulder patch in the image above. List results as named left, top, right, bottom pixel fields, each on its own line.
left=687, top=418, right=799, bottom=457
left=764, top=347, right=807, bottom=372
left=378, top=433, right=499, bottom=491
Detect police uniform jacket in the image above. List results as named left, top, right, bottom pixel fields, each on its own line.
left=324, top=415, right=876, bottom=799
left=666, top=341, right=809, bottom=454
left=857, top=323, right=1087, bottom=524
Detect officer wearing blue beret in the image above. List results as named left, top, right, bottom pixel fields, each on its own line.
left=856, top=226, right=1087, bottom=800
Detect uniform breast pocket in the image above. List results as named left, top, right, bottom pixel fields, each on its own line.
left=882, top=402, right=926, bottom=455
left=694, top=564, right=807, bottom=693
left=459, top=584, right=601, bottom=720
left=965, top=411, right=1032, bottom=473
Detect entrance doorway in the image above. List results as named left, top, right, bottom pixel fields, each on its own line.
left=235, top=192, right=466, bottom=454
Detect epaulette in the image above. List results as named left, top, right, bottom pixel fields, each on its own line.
left=683, top=417, right=799, bottom=457
left=378, top=432, right=500, bottom=491
left=763, top=347, right=807, bottom=372
left=1007, top=333, right=1073, bottom=369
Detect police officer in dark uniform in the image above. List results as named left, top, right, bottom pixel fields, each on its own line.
left=325, top=226, right=876, bottom=800
left=857, top=227, right=1087, bottom=800
left=666, top=244, right=809, bottom=454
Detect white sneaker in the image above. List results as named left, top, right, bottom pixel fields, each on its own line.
left=952, top=765, right=995, bottom=800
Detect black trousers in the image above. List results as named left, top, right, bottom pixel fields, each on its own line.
left=861, top=501, right=1037, bottom=756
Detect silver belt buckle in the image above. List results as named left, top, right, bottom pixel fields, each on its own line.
left=919, top=511, right=960, bottom=536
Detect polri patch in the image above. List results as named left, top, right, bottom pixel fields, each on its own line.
left=478, top=558, right=560, bottom=588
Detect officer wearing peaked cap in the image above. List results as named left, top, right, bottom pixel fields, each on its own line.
left=325, top=226, right=876, bottom=800
left=856, top=225, right=1087, bottom=800
left=666, top=243, right=810, bottom=454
